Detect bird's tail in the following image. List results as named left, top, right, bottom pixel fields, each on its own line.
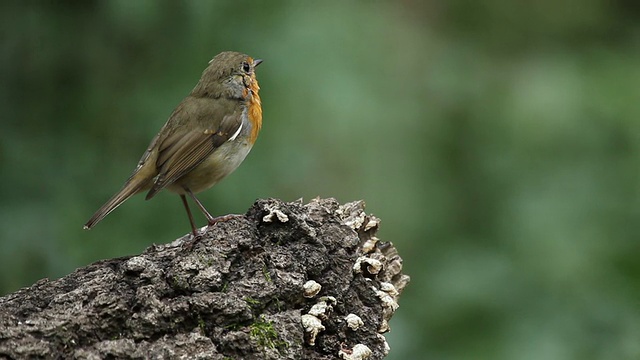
left=83, top=178, right=147, bottom=230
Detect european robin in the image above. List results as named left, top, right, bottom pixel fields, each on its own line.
left=84, top=51, right=263, bottom=237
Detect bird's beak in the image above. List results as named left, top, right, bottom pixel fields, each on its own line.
left=253, top=59, right=263, bottom=67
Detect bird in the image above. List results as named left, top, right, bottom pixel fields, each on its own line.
left=84, top=51, right=263, bottom=237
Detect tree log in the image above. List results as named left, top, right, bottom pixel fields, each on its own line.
left=0, top=198, right=409, bottom=359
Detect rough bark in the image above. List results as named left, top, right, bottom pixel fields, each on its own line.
left=0, top=198, right=409, bottom=360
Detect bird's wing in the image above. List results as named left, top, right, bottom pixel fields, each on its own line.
left=145, top=111, right=243, bottom=199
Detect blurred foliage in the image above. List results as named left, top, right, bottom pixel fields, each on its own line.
left=1, top=1, right=640, bottom=359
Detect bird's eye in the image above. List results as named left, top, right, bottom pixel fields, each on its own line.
left=242, top=62, right=251, bottom=73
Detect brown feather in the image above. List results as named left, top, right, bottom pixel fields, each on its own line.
left=145, top=113, right=243, bottom=199
left=83, top=170, right=152, bottom=229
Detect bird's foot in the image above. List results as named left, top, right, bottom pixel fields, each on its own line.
left=181, top=214, right=243, bottom=252
left=207, top=213, right=243, bottom=226
left=181, top=230, right=204, bottom=252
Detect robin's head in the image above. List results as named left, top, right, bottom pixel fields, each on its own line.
left=192, top=51, right=262, bottom=100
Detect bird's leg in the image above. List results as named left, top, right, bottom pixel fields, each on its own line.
left=180, top=194, right=198, bottom=237
left=184, top=187, right=217, bottom=224
left=184, top=187, right=241, bottom=225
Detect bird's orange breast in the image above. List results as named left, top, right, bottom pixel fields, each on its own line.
left=247, top=78, right=262, bottom=145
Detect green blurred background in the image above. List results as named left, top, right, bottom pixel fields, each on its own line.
left=2, top=1, right=640, bottom=359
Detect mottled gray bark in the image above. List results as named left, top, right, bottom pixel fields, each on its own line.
left=0, top=198, right=409, bottom=360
